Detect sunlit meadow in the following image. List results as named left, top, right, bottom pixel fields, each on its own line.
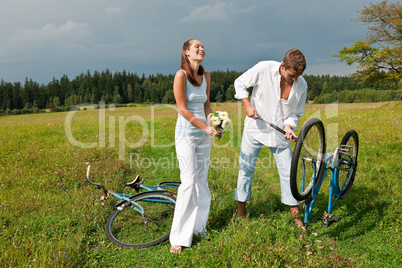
left=0, top=101, right=400, bottom=267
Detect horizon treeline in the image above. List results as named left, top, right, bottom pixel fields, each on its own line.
left=0, top=69, right=401, bottom=115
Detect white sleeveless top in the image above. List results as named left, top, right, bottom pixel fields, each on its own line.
left=175, top=70, right=209, bottom=138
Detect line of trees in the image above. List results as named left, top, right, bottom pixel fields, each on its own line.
left=0, top=69, right=401, bottom=116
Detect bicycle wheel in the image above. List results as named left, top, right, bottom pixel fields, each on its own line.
left=157, top=181, right=180, bottom=194
left=336, top=130, right=359, bottom=199
left=290, top=118, right=326, bottom=202
left=105, top=191, right=176, bottom=248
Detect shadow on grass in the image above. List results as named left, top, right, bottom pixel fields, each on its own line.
left=299, top=184, right=394, bottom=240
left=208, top=182, right=395, bottom=242
left=207, top=189, right=286, bottom=232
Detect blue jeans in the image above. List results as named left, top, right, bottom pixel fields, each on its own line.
left=235, top=130, right=299, bottom=206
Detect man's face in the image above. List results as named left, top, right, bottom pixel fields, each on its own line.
left=280, top=63, right=303, bottom=84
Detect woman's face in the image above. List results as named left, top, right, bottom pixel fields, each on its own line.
left=185, top=40, right=205, bottom=62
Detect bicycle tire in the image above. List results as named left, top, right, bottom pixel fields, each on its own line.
left=157, top=181, right=180, bottom=188
left=157, top=181, right=180, bottom=194
left=105, top=191, right=176, bottom=248
left=290, top=118, right=326, bottom=202
left=337, top=130, right=359, bottom=199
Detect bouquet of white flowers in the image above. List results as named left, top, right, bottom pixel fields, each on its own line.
left=208, top=111, right=231, bottom=138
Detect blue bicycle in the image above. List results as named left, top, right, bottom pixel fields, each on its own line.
left=256, top=116, right=359, bottom=226
left=86, top=165, right=180, bottom=248
left=289, top=118, right=359, bottom=226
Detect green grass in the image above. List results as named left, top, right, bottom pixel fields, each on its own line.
left=0, top=101, right=401, bottom=267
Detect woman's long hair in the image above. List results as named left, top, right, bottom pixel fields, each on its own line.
left=181, top=39, right=205, bottom=87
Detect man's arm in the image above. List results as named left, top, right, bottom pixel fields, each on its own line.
left=284, top=82, right=307, bottom=131
left=283, top=79, right=308, bottom=142
left=240, top=98, right=257, bottom=118
left=234, top=62, right=263, bottom=118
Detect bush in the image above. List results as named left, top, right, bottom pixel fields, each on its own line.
left=313, top=92, right=339, bottom=103
left=315, top=89, right=402, bottom=103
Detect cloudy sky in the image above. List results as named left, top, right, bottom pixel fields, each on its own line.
left=0, top=0, right=376, bottom=84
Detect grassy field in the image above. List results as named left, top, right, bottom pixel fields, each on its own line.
left=0, top=101, right=401, bottom=267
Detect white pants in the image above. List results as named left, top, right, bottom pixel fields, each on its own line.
left=235, top=129, right=299, bottom=206
left=170, top=134, right=211, bottom=247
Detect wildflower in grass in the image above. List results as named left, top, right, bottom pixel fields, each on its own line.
left=64, top=251, right=70, bottom=260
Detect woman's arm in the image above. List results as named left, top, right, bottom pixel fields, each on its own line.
left=173, top=71, right=217, bottom=136
left=204, top=72, right=222, bottom=137
left=204, top=72, right=212, bottom=118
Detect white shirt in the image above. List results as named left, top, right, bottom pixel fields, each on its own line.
left=234, top=61, right=307, bottom=148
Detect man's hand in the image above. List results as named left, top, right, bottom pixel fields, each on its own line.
left=241, top=98, right=257, bottom=118
left=284, top=124, right=297, bottom=142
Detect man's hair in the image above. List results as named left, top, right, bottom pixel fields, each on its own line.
left=283, top=49, right=306, bottom=73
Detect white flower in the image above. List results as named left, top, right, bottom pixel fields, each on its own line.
left=219, top=111, right=228, bottom=120
left=217, top=111, right=229, bottom=120
left=210, top=116, right=221, bottom=127
left=221, top=119, right=231, bottom=129
left=210, top=115, right=219, bottom=121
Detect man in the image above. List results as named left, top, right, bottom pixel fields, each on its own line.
left=234, top=49, right=307, bottom=229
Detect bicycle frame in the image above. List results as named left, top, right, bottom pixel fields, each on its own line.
left=85, top=165, right=176, bottom=213
left=85, top=164, right=181, bottom=248
left=303, top=147, right=356, bottom=224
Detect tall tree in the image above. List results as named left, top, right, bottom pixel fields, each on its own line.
left=335, top=1, right=402, bottom=85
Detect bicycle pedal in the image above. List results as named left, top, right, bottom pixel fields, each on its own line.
left=99, top=196, right=105, bottom=206
left=319, top=212, right=338, bottom=227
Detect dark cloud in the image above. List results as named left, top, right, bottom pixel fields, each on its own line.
left=0, top=0, right=377, bottom=83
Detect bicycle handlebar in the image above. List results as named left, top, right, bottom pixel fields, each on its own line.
left=86, top=163, right=106, bottom=191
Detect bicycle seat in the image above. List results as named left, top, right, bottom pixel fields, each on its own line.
left=125, top=175, right=144, bottom=192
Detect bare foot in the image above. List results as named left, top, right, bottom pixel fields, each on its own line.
left=289, top=206, right=306, bottom=231
left=170, top=245, right=182, bottom=253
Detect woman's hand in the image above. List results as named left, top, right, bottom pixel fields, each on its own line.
left=204, top=126, right=222, bottom=137
left=216, top=127, right=223, bottom=137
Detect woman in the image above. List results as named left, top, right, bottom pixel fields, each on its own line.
left=169, top=39, right=221, bottom=253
